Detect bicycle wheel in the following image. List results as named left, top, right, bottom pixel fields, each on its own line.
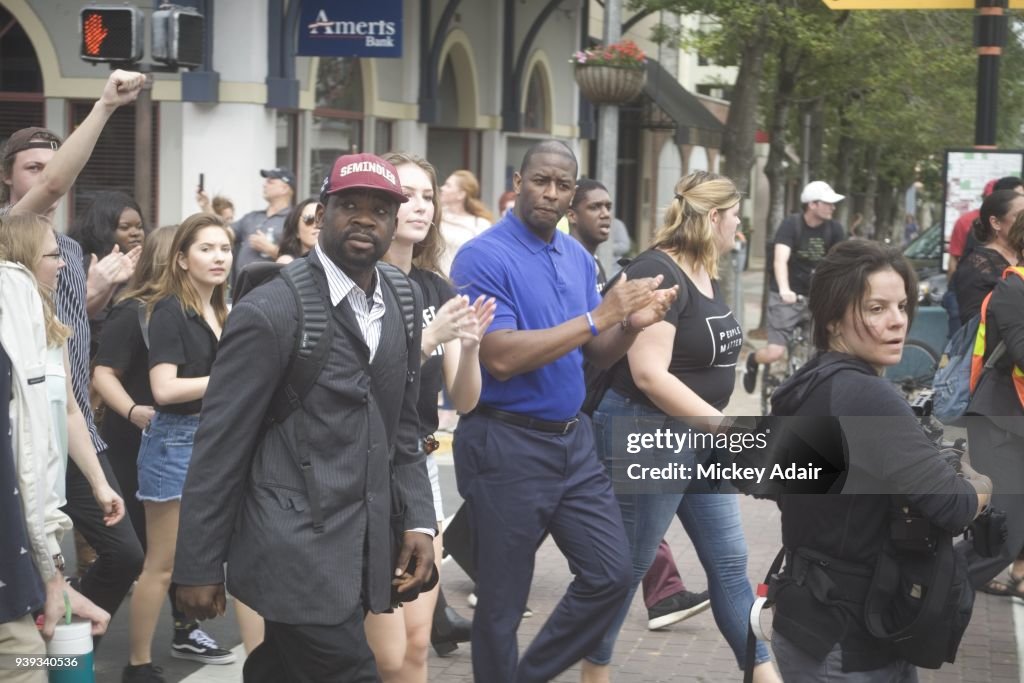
left=760, top=371, right=779, bottom=416
left=884, top=340, right=940, bottom=391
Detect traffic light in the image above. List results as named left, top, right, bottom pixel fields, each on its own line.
left=79, top=6, right=143, bottom=63
left=153, top=5, right=204, bottom=68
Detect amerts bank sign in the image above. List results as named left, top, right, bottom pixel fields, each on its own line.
left=298, top=0, right=402, bottom=57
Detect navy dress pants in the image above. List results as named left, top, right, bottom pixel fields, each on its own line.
left=453, top=413, right=631, bottom=683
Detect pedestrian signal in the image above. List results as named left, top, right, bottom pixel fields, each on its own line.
left=153, top=5, right=205, bottom=68
left=79, top=6, right=144, bottom=63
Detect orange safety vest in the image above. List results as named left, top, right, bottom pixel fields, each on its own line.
left=969, top=266, right=1024, bottom=408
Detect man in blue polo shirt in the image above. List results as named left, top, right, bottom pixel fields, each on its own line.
left=450, top=140, right=678, bottom=682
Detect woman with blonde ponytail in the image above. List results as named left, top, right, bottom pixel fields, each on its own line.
left=581, top=172, right=781, bottom=683
left=0, top=214, right=125, bottom=530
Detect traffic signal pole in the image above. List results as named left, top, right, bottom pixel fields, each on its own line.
left=974, top=0, right=1008, bottom=148
left=135, top=77, right=153, bottom=224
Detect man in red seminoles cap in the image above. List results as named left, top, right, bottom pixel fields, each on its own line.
left=174, top=152, right=434, bottom=682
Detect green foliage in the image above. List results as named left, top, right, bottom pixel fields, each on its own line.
left=630, top=0, right=1024, bottom=209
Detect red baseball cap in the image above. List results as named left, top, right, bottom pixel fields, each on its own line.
left=319, top=153, right=408, bottom=205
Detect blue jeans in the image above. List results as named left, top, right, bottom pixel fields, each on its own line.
left=586, top=390, right=771, bottom=668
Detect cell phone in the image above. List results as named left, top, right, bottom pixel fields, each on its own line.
left=198, top=173, right=205, bottom=193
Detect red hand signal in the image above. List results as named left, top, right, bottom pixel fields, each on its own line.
left=83, top=13, right=109, bottom=56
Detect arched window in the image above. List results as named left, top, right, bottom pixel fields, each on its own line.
left=0, top=6, right=44, bottom=143
left=523, top=66, right=548, bottom=133
left=310, top=57, right=364, bottom=195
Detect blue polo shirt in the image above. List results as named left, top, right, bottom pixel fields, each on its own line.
left=451, top=212, right=601, bottom=420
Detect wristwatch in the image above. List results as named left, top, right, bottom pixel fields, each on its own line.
left=52, top=553, right=66, bottom=573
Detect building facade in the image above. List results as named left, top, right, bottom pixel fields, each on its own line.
left=1, top=0, right=730, bottom=247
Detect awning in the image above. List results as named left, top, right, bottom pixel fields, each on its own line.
left=643, top=58, right=724, bottom=149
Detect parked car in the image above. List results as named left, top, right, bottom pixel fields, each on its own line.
left=902, top=223, right=946, bottom=305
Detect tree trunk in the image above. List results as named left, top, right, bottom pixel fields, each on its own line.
left=862, top=146, right=879, bottom=240
left=720, top=24, right=769, bottom=195
left=877, top=178, right=897, bottom=244
left=718, top=15, right=770, bottom=325
left=758, top=45, right=799, bottom=330
left=807, top=97, right=825, bottom=181
left=834, top=104, right=856, bottom=230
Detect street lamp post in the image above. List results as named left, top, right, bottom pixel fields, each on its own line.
left=596, top=0, right=622, bottom=202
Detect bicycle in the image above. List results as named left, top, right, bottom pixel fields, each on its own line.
left=759, top=297, right=813, bottom=416
left=884, top=339, right=940, bottom=400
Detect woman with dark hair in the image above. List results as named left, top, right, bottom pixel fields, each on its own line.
left=769, top=240, right=991, bottom=681
left=963, top=211, right=1024, bottom=599
left=70, top=190, right=146, bottom=261
left=275, top=198, right=320, bottom=264
left=953, top=189, right=1024, bottom=325
left=69, top=190, right=147, bottom=351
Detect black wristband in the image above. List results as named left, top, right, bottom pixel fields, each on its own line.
left=128, top=404, right=138, bottom=421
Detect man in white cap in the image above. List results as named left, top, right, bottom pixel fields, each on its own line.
left=743, top=180, right=846, bottom=394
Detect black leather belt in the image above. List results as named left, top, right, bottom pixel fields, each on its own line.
left=474, top=405, right=579, bottom=435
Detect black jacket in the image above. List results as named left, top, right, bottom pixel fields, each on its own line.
left=769, top=352, right=977, bottom=670
left=173, top=251, right=434, bottom=622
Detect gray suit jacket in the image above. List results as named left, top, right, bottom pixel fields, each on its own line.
left=172, top=251, right=434, bottom=622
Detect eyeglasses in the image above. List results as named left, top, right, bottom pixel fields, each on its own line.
left=301, top=215, right=317, bottom=226
left=40, top=251, right=63, bottom=261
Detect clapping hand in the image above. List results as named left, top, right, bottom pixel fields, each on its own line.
left=460, top=295, right=496, bottom=351
left=89, top=244, right=141, bottom=288
left=594, top=273, right=663, bottom=328
left=626, top=285, right=679, bottom=330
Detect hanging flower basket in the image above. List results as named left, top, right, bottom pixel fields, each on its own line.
left=573, top=64, right=647, bottom=105
left=571, top=40, right=648, bottom=105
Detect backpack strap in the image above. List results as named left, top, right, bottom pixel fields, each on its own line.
left=267, top=258, right=333, bottom=534
left=136, top=299, right=150, bottom=350
left=267, top=257, right=333, bottom=424
left=377, top=262, right=421, bottom=387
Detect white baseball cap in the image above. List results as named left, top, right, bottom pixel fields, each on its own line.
left=800, top=180, right=844, bottom=204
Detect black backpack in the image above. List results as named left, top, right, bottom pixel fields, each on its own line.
left=233, top=257, right=420, bottom=424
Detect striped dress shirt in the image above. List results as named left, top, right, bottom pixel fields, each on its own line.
left=315, top=244, right=386, bottom=361
left=55, top=233, right=107, bottom=453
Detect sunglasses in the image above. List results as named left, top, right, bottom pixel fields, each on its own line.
left=301, top=215, right=317, bottom=226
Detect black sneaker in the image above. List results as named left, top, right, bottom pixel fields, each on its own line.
left=171, top=623, right=237, bottom=664
left=647, top=590, right=711, bottom=630
left=122, top=663, right=165, bottom=683
left=742, top=353, right=759, bottom=394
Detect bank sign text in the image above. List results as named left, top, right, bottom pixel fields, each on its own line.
left=298, top=1, right=402, bottom=57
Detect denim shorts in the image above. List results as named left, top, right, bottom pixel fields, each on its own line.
left=136, top=411, right=200, bottom=503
